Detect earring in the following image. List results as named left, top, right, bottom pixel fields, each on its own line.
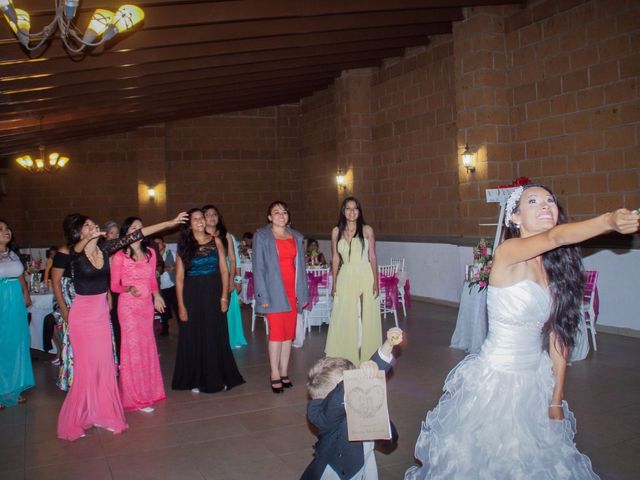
left=515, top=223, right=521, bottom=229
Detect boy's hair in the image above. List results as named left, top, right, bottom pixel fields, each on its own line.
left=307, top=357, right=356, bottom=400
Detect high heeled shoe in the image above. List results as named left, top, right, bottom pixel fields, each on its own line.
left=280, top=376, right=293, bottom=388
left=271, top=379, right=284, bottom=394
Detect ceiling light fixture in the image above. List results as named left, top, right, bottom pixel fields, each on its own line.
left=0, top=0, right=144, bottom=54
left=16, top=145, right=70, bottom=173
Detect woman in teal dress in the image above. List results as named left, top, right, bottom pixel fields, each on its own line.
left=0, top=220, right=35, bottom=408
left=203, top=205, right=247, bottom=349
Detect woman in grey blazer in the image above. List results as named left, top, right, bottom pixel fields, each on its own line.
left=252, top=201, right=309, bottom=393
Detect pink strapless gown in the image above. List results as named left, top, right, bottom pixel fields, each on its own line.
left=111, top=249, right=166, bottom=410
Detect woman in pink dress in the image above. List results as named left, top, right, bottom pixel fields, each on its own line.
left=110, top=217, right=166, bottom=413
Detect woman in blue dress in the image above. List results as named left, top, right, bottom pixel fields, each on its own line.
left=0, top=220, right=35, bottom=409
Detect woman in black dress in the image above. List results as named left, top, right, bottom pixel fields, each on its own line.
left=172, top=208, right=244, bottom=393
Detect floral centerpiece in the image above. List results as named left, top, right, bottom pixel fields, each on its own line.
left=26, top=256, right=43, bottom=275
left=306, top=248, right=318, bottom=265
left=468, top=238, right=492, bottom=292
left=25, top=255, right=44, bottom=292
left=239, top=244, right=252, bottom=261
left=305, top=246, right=326, bottom=267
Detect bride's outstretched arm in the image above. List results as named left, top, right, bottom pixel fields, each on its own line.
left=548, top=331, right=568, bottom=420
left=495, top=209, right=638, bottom=268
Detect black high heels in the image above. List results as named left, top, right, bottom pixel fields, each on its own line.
left=280, top=376, right=293, bottom=388
left=271, top=379, right=284, bottom=394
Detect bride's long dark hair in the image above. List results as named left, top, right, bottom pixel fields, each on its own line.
left=504, top=183, right=584, bottom=350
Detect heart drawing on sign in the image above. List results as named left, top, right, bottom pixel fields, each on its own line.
left=346, top=385, right=385, bottom=418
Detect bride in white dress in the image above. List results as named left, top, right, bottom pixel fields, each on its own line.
left=406, top=184, right=639, bottom=479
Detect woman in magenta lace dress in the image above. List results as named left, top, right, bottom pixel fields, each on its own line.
left=110, top=217, right=166, bottom=413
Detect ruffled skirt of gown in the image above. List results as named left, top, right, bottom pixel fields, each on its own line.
left=407, top=280, right=600, bottom=479
left=405, top=350, right=599, bottom=480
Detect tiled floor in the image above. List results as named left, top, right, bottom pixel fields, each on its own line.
left=1, top=301, right=639, bottom=479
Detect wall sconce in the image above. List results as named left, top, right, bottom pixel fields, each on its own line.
left=336, top=168, right=346, bottom=190
left=147, top=187, right=156, bottom=200
left=461, top=144, right=475, bottom=173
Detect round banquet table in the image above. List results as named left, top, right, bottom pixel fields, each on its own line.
left=450, top=282, right=487, bottom=354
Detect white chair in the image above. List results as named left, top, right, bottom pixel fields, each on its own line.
left=243, top=262, right=268, bottom=334
left=582, top=270, right=599, bottom=351
left=239, top=260, right=253, bottom=304
left=250, top=299, right=268, bottom=335
left=303, top=267, right=332, bottom=332
left=390, top=257, right=407, bottom=316
left=378, top=263, right=399, bottom=327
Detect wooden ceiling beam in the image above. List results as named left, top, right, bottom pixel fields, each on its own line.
left=0, top=49, right=391, bottom=116
left=0, top=24, right=447, bottom=76
left=0, top=81, right=333, bottom=134
left=0, top=49, right=402, bottom=117
left=1, top=7, right=462, bottom=45
left=9, top=0, right=517, bottom=22
left=3, top=58, right=384, bottom=105
left=1, top=37, right=424, bottom=96
left=3, top=74, right=340, bottom=117
left=1, top=37, right=423, bottom=102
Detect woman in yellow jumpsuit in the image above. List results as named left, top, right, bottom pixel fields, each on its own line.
left=325, top=197, right=381, bottom=366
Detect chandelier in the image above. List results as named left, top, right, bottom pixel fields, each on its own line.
left=0, top=0, right=144, bottom=54
left=16, top=146, right=70, bottom=173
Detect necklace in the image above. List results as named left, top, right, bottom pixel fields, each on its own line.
left=85, top=247, right=104, bottom=269
left=343, top=224, right=357, bottom=242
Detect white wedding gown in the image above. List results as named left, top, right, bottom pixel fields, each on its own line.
left=406, top=280, right=599, bottom=479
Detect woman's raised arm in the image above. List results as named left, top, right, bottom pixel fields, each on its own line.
left=494, top=209, right=639, bottom=270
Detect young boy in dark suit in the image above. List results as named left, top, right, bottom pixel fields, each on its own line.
left=302, top=327, right=403, bottom=480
